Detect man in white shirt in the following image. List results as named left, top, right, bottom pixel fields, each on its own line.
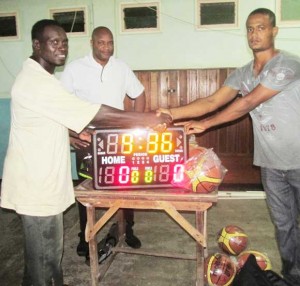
left=61, top=26, right=145, bottom=260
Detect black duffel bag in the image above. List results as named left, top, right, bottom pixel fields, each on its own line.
left=232, top=254, right=293, bottom=286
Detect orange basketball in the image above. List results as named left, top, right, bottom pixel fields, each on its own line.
left=193, top=165, right=223, bottom=193
left=204, top=253, right=236, bottom=286
left=188, top=145, right=206, bottom=158
left=217, top=225, right=248, bottom=255
left=184, top=147, right=225, bottom=193
left=237, top=250, right=272, bottom=271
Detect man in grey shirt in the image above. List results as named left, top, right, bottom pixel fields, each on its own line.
left=159, top=8, right=300, bottom=285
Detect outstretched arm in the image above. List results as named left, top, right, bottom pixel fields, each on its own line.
left=90, top=104, right=172, bottom=129
left=178, top=84, right=279, bottom=134
left=157, top=86, right=239, bottom=120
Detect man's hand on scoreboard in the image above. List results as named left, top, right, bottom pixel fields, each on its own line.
left=78, top=129, right=95, bottom=143
left=70, top=136, right=90, bottom=149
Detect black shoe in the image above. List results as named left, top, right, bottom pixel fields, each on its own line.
left=85, top=242, right=113, bottom=265
left=98, top=243, right=113, bottom=264
left=125, top=234, right=141, bottom=248
left=85, top=224, right=119, bottom=264
left=125, top=221, right=141, bottom=249
left=77, top=233, right=89, bottom=257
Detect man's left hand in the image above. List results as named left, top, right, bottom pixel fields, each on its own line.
left=175, top=120, right=206, bottom=134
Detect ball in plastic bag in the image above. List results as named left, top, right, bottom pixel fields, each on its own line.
left=204, top=253, right=236, bottom=286
left=217, top=225, right=248, bottom=255
left=192, top=165, right=223, bottom=193
left=184, top=148, right=225, bottom=193
left=237, top=250, right=272, bottom=271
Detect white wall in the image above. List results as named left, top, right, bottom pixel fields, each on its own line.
left=0, top=0, right=300, bottom=98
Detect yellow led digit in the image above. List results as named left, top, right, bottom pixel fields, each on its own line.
left=147, top=133, right=158, bottom=154
left=121, top=133, right=133, bottom=154
left=144, top=170, right=153, bottom=183
left=131, top=170, right=139, bottom=184
left=161, top=132, right=172, bottom=153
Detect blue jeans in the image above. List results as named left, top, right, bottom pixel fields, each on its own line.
left=261, top=167, right=300, bottom=285
left=20, top=214, right=64, bottom=286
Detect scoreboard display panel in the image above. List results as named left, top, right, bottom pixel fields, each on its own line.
left=92, top=127, right=187, bottom=190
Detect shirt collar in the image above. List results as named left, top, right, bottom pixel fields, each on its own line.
left=88, top=52, right=115, bottom=68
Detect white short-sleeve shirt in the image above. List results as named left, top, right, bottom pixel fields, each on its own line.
left=1, top=59, right=100, bottom=216
left=60, top=53, right=144, bottom=109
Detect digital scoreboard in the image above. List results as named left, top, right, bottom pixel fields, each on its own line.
left=92, top=127, right=187, bottom=190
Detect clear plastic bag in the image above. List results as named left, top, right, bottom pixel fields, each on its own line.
left=172, top=146, right=227, bottom=193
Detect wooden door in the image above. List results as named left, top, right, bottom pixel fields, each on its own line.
left=132, top=69, right=261, bottom=186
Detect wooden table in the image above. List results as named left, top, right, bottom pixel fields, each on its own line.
left=74, top=179, right=218, bottom=286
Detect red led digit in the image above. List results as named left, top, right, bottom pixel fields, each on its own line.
left=119, top=166, right=130, bottom=184
left=105, top=166, right=115, bottom=184
left=173, top=164, right=184, bottom=183
left=98, top=167, right=104, bottom=184
left=153, top=166, right=158, bottom=182
left=121, top=133, right=133, bottom=154
left=159, top=165, right=170, bottom=182
left=161, top=132, right=172, bottom=153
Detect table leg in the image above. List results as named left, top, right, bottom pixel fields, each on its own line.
left=117, top=209, right=125, bottom=241
left=195, top=210, right=207, bottom=286
left=86, top=205, right=99, bottom=286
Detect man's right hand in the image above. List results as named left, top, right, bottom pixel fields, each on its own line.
left=156, top=108, right=173, bottom=121
left=147, top=111, right=172, bottom=131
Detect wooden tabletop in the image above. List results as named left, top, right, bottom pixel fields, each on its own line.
left=74, top=179, right=218, bottom=204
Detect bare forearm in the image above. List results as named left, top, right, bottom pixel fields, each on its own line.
left=69, top=129, right=79, bottom=138
left=203, top=97, right=253, bottom=130
left=170, top=87, right=238, bottom=120
left=90, top=104, right=171, bottom=128
left=170, top=98, right=208, bottom=120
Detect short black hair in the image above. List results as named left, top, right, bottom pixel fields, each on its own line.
left=31, top=19, right=63, bottom=41
left=248, top=8, right=276, bottom=27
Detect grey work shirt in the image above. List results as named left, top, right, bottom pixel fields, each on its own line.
left=224, top=51, right=300, bottom=170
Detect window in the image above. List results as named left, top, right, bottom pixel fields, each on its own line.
left=120, top=2, right=160, bottom=33
left=50, top=7, right=87, bottom=35
left=0, top=12, right=19, bottom=40
left=276, top=0, right=300, bottom=27
left=196, top=0, right=238, bottom=29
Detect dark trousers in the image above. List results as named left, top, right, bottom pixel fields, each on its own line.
left=261, top=167, right=300, bottom=285
left=78, top=202, right=134, bottom=237
left=21, top=214, right=64, bottom=286
left=75, top=146, right=135, bottom=239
